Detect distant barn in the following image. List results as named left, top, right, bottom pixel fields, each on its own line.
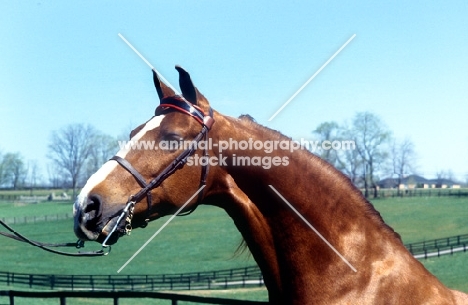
left=377, top=174, right=460, bottom=189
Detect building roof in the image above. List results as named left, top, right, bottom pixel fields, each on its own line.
left=377, top=174, right=458, bottom=188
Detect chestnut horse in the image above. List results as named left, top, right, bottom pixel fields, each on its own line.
left=74, top=66, right=468, bottom=304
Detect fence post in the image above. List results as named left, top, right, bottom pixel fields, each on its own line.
left=60, top=296, right=66, bottom=305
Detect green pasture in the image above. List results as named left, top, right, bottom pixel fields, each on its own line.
left=0, top=200, right=72, bottom=219
left=0, top=195, right=467, bottom=304
left=371, top=196, right=468, bottom=244
left=0, top=204, right=255, bottom=275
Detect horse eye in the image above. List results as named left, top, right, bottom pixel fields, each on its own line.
left=163, top=133, right=183, bottom=142
left=162, top=133, right=184, bottom=152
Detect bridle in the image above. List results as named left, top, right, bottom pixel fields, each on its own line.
left=101, top=95, right=215, bottom=247
left=0, top=96, right=214, bottom=256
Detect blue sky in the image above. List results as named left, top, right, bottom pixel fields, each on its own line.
left=1, top=1, right=467, bottom=181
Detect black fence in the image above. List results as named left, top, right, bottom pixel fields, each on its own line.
left=2, top=233, right=468, bottom=292
left=0, top=290, right=268, bottom=305
left=0, top=195, right=19, bottom=202
left=405, top=234, right=468, bottom=258
left=0, top=266, right=264, bottom=291
left=369, top=188, right=468, bottom=199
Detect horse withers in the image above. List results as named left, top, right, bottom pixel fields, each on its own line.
left=74, top=66, right=468, bottom=304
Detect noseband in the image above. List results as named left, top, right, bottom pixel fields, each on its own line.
left=102, top=96, right=215, bottom=247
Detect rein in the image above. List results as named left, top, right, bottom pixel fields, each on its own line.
left=0, top=219, right=109, bottom=257
left=101, top=96, right=214, bottom=247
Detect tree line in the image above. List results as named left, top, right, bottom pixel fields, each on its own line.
left=312, top=111, right=428, bottom=198
left=1, top=111, right=462, bottom=199
left=0, top=124, right=120, bottom=199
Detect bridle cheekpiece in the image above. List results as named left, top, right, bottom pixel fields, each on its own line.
left=102, top=95, right=214, bottom=247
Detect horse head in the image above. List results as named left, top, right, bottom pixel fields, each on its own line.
left=73, top=66, right=216, bottom=245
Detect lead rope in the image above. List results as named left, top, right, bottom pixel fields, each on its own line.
left=0, top=219, right=109, bottom=257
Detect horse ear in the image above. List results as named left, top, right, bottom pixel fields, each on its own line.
left=175, top=65, right=198, bottom=105
left=153, top=69, right=176, bottom=101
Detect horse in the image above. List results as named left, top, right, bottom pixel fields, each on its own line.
left=74, top=66, right=468, bottom=304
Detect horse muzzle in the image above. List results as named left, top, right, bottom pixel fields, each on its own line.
left=73, top=194, right=126, bottom=245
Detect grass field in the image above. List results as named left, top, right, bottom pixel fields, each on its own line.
left=0, top=195, right=467, bottom=304
left=0, top=200, right=72, bottom=219
left=372, top=196, right=468, bottom=244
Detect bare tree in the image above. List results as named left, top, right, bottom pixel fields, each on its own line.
left=338, top=124, right=364, bottom=186
left=436, top=169, right=457, bottom=184
left=313, top=121, right=341, bottom=168
left=390, top=138, right=417, bottom=194
left=351, top=112, right=391, bottom=198
left=27, top=160, right=42, bottom=192
left=0, top=150, right=6, bottom=187
left=47, top=163, right=67, bottom=189
left=84, top=132, right=119, bottom=183
left=48, top=124, right=96, bottom=199
left=2, top=152, right=27, bottom=189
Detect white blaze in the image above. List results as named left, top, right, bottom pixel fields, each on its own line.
left=74, top=115, right=165, bottom=213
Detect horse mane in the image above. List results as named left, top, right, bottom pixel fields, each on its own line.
left=238, top=114, right=257, bottom=122
left=232, top=113, right=402, bottom=243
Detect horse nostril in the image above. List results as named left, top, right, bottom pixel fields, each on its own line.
left=85, top=194, right=103, bottom=220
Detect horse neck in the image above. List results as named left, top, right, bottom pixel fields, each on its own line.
left=207, top=115, right=449, bottom=304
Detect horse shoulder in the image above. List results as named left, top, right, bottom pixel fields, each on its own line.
left=451, top=290, right=468, bottom=305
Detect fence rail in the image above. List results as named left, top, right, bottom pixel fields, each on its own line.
left=0, top=194, right=69, bottom=203
left=405, top=234, right=468, bottom=258
left=0, top=266, right=264, bottom=291
left=370, top=188, right=468, bottom=199
left=1, top=234, right=468, bottom=292
left=3, top=234, right=468, bottom=292
left=0, top=290, right=269, bottom=305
